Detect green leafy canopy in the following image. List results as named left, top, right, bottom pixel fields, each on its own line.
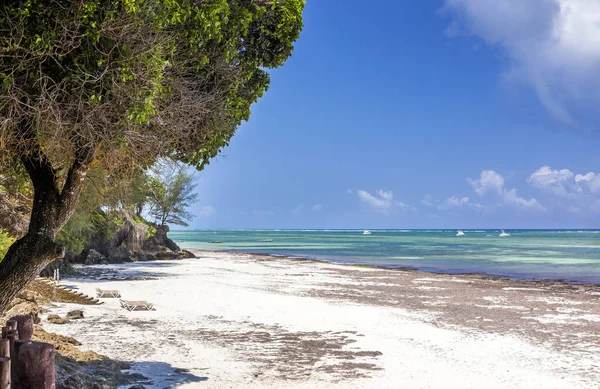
left=0, top=0, right=305, bottom=171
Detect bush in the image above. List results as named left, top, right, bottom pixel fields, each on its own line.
left=0, top=230, right=15, bottom=260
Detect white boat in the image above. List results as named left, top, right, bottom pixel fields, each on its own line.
left=456, top=230, right=465, bottom=236
left=362, top=230, right=372, bottom=235
left=499, top=230, right=510, bottom=237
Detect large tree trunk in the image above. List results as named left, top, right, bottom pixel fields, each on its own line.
left=0, top=137, right=94, bottom=313
left=0, top=233, right=62, bottom=311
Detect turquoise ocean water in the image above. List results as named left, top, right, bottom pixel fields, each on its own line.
left=168, top=230, right=600, bottom=283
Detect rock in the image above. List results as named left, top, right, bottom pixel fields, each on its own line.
left=112, top=211, right=149, bottom=252
left=55, top=353, right=141, bottom=389
left=40, top=250, right=74, bottom=278
left=66, top=310, right=84, bottom=320
left=47, top=314, right=69, bottom=325
left=17, top=290, right=44, bottom=303
left=57, top=372, right=103, bottom=389
left=144, top=224, right=180, bottom=252
left=34, top=327, right=86, bottom=355
left=107, top=361, right=131, bottom=370
left=107, top=246, right=133, bottom=263
left=57, top=372, right=86, bottom=389
left=84, top=249, right=106, bottom=265
left=129, top=385, right=146, bottom=389
left=5, top=301, right=41, bottom=322
left=178, top=250, right=196, bottom=259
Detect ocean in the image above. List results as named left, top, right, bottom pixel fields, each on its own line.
left=168, top=229, right=600, bottom=283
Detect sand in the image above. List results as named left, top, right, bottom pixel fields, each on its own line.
left=42, top=251, right=600, bottom=388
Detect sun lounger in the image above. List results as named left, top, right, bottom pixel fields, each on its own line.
left=96, top=288, right=121, bottom=298
left=119, top=299, right=154, bottom=311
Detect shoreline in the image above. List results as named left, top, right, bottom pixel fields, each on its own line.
left=192, top=248, right=600, bottom=289
left=42, top=250, right=600, bottom=388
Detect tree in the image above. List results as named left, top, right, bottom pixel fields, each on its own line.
left=147, top=163, right=199, bottom=227
left=0, top=0, right=304, bottom=312
left=0, top=159, right=32, bottom=237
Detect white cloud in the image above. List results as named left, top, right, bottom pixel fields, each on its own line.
left=527, top=166, right=600, bottom=212
left=469, top=170, right=505, bottom=196
left=470, top=170, right=545, bottom=211
left=198, top=206, right=216, bottom=217
left=502, top=188, right=546, bottom=211
left=292, top=204, right=304, bottom=213
left=422, top=194, right=435, bottom=207
left=444, top=0, right=600, bottom=126
left=527, top=166, right=576, bottom=197
left=574, top=172, right=600, bottom=195
left=357, top=189, right=410, bottom=215
left=445, top=196, right=484, bottom=210
left=311, top=204, right=323, bottom=212
left=528, top=166, right=600, bottom=196
left=377, top=189, right=393, bottom=201
left=422, top=194, right=483, bottom=211
left=575, top=172, right=595, bottom=184
left=346, top=189, right=353, bottom=194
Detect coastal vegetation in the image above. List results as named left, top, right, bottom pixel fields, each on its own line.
left=0, top=0, right=305, bottom=313
left=146, top=161, right=199, bottom=227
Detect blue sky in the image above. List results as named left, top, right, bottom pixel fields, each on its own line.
left=187, top=0, right=600, bottom=229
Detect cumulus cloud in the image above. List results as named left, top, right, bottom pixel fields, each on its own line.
left=468, top=170, right=504, bottom=196
left=528, top=166, right=600, bottom=212
left=357, top=189, right=410, bottom=215
left=575, top=172, right=600, bottom=195
left=198, top=206, right=216, bottom=217
left=445, top=196, right=484, bottom=210
left=470, top=170, right=545, bottom=211
left=502, top=188, right=546, bottom=211
left=443, top=0, right=600, bottom=126
left=527, top=166, right=577, bottom=197
left=530, top=166, right=600, bottom=196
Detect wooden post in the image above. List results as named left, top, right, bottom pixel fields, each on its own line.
left=0, top=340, right=8, bottom=358
left=0, top=357, right=9, bottom=389
left=6, top=332, right=18, bottom=388
left=0, top=328, right=6, bottom=340
left=6, top=332, right=18, bottom=355
left=9, top=316, right=34, bottom=341
left=13, top=340, right=32, bottom=388
left=17, top=342, right=55, bottom=389
left=0, top=340, right=9, bottom=389
left=5, top=321, right=17, bottom=332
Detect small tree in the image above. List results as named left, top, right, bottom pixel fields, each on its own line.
left=0, top=0, right=304, bottom=312
left=148, top=163, right=199, bottom=227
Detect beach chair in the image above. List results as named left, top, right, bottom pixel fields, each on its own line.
left=96, top=288, right=121, bottom=298
left=119, top=299, right=154, bottom=311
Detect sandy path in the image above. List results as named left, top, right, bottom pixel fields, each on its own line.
left=43, top=251, right=600, bottom=388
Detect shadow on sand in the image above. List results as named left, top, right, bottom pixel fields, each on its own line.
left=126, top=361, right=209, bottom=388
left=58, top=355, right=208, bottom=388
left=63, top=260, right=190, bottom=286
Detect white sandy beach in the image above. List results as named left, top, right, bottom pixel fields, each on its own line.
left=43, top=251, right=600, bottom=388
